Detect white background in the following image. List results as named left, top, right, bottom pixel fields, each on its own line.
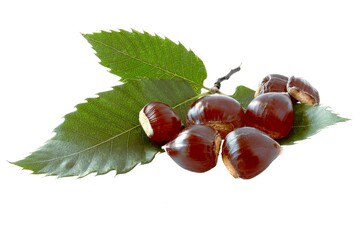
left=1, top=0, right=359, bottom=239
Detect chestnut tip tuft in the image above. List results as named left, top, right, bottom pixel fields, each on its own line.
left=255, top=74, right=289, bottom=97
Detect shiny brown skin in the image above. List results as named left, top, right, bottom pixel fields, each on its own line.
left=222, top=127, right=282, bottom=179
left=139, top=102, right=182, bottom=143
left=287, top=76, right=320, bottom=105
left=255, top=74, right=289, bottom=97
left=245, top=92, right=294, bottom=139
left=165, top=125, right=221, bottom=173
left=186, top=94, right=245, bottom=138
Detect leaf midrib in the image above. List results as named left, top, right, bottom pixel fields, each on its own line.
left=28, top=94, right=204, bottom=164
left=88, top=37, right=204, bottom=90
left=31, top=124, right=141, bottom=164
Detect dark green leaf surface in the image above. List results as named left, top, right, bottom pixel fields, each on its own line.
left=230, top=85, right=255, bottom=108
left=13, top=79, right=197, bottom=177
left=83, top=30, right=207, bottom=93
left=279, top=104, right=349, bottom=145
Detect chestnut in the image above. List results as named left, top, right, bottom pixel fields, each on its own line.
left=254, top=74, right=289, bottom=97
left=287, top=76, right=320, bottom=105
left=139, top=102, right=182, bottom=143
left=222, top=127, right=282, bottom=179
left=245, top=92, right=294, bottom=139
left=186, top=94, right=245, bottom=138
left=165, top=125, right=222, bottom=173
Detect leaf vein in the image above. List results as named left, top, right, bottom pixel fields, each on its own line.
left=31, top=124, right=141, bottom=164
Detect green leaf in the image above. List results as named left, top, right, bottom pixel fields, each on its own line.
left=13, top=79, right=197, bottom=177
left=230, top=85, right=255, bottom=108
left=83, top=29, right=207, bottom=93
left=279, top=104, right=349, bottom=145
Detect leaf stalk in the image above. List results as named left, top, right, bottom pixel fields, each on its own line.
left=210, top=64, right=242, bottom=93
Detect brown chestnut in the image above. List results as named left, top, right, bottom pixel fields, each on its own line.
left=287, top=76, right=320, bottom=105
left=139, top=102, right=182, bottom=143
left=186, top=94, right=245, bottom=138
left=245, top=92, right=294, bottom=139
left=165, top=125, right=221, bottom=173
left=254, top=74, right=289, bottom=97
left=222, top=127, right=282, bottom=179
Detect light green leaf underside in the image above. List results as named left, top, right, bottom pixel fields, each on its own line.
left=230, top=85, right=256, bottom=108
left=83, top=30, right=207, bottom=93
left=279, top=104, right=349, bottom=145
left=13, top=79, right=197, bottom=177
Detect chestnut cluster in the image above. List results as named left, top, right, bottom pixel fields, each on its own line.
left=139, top=74, right=319, bottom=179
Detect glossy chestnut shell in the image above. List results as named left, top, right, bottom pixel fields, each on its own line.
left=186, top=94, right=245, bottom=138
left=139, top=102, right=182, bottom=143
left=222, top=127, right=282, bottom=179
left=254, top=74, right=289, bottom=97
left=287, top=76, right=320, bottom=105
left=165, top=125, right=221, bottom=173
left=245, top=92, right=294, bottom=139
